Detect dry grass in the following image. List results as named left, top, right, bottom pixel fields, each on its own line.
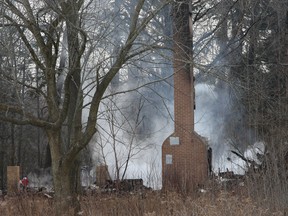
left=0, top=188, right=284, bottom=216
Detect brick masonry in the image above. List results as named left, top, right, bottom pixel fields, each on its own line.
left=162, top=2, right=208, bottom=193
left=96, top=165, right=110, bottom=187
left=7, top=166, right=20, bottom=195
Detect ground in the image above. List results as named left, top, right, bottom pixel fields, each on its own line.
left=0, top=185, right=284, bottom=216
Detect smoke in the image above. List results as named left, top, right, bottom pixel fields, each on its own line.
left=195, top=81, right=260, bottom=174
left=195, top=82, right=228, bottom=172
left=27, top=167, right=53, bottom=190
left=88, top=76, right=174, bottom=189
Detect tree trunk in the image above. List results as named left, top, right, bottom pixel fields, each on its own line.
left=47, top=129, right=81, bottom=215
left=9, top=123, right=16, bottom=165
left=44, top=143, right=52, bottom=168
left=52, top=162, right=81, bottom=215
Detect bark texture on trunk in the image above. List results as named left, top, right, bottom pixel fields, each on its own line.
left=47, top=129, right=81, bottom=215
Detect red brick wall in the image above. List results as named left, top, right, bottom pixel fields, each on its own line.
left=162, top=132, right=208, bottom=193
left=161, top=1, right=208, bottom=193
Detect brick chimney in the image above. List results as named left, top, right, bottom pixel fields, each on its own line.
left=162, top=1, right=208, bottom=193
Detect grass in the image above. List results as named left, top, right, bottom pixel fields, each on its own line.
left=0, top=187, right=284, bottom=216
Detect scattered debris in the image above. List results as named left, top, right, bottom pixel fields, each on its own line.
left=218, top=169, right=236, bottom=179
left=199, top=188, right=207, bottom=193
left=104, top=179, right=151, bottom=192
left=43, top=193, right=53, bottom=199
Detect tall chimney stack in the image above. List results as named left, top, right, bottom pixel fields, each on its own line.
left=162, top=1, right=208, bottom=193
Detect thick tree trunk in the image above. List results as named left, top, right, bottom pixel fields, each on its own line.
left=47, top=129, right=81, bottom=215
left=52, top=162, right=81, bottom=215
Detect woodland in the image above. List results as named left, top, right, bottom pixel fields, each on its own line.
left=0, top=0, right=288, bottom=215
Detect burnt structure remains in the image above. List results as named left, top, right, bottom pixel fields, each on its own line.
left=162, top=1, right=208, bottom=193
left=104, top=179, right=148, bottom=192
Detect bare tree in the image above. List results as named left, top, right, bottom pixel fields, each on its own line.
left=96, top=95, right=154, bottom=186
left=0, top=0, right=172, bottom=213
